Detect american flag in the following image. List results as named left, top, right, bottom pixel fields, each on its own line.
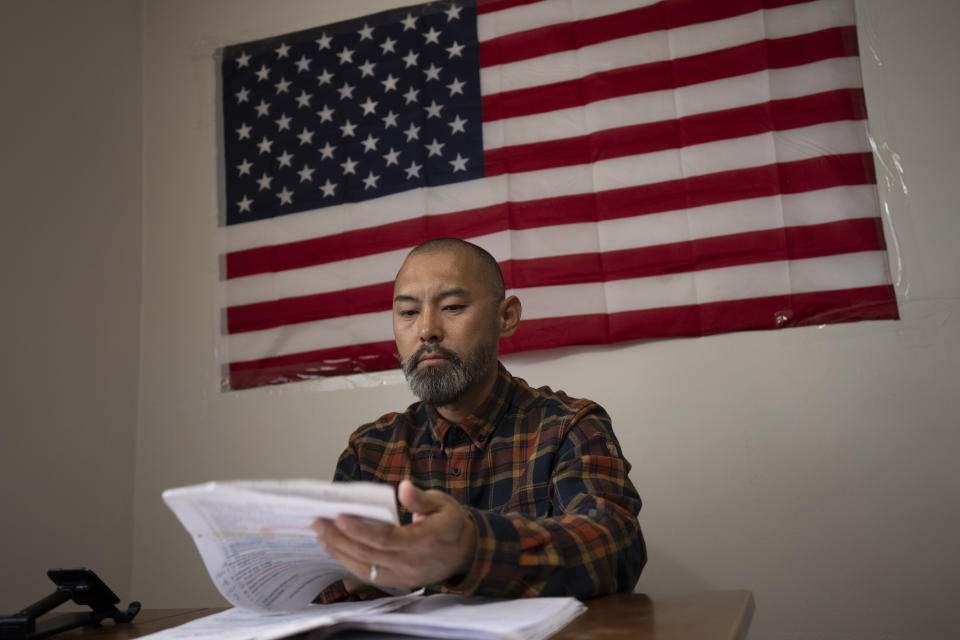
left=219, top=0, right=898, bottom=391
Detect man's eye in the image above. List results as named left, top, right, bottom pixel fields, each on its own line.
left=443, top=305, right=466, bottom=312
left=398, top=309, right=418, bottom=318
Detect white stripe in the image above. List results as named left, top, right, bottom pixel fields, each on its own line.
left=224, top=251, right=891, bottom=362
left=483, top=57, right=864, bottom=150
left=477, top=0, right=661, bottom=42
left=479, top=0, right=855, bottom=96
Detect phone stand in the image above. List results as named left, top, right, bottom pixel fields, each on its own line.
left=0, top=569, right=140, bottom=640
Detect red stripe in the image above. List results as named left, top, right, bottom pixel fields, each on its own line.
left=227, top=285, right=898, bottom=388
left=476, top=0, right=545, bottom=14
left=479, top=0, right=817, bottom=67
left=482, top=26, right=859, bottom=122
left=227, top=217, right=885, bottom=334
left=484, top=88, right=867, bottom=176
left=226, top=152, right=876, bottom=280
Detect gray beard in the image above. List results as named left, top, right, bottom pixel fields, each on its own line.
left=402, top=341, right=497, bottom=406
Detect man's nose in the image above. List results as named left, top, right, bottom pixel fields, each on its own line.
left=418, top=307, right=443, bottom=343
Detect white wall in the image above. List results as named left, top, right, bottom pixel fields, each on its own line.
left=0, top=0, right=142, bottom=611
left=3, top=0, right=955, bottom=638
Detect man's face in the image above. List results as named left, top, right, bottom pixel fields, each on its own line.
left=393, top=250, right=502, bottom=405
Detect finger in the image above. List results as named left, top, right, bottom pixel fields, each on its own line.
left=398, top=479, right=447, bottom=516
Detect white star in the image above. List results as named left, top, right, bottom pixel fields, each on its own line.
left=340, top=157, right=358, bottom=175
left=237, top=158, right=253, bottom=175
left=236, top=51, right=251, bottom=68
left=383, top=147, right=401, bottom=166
left=317, top=105, right=335, bottom=122
left=256, top=172, right=273, bottom=190
left=358, top=60, right=376, bottom=78
left=255, top=64, right=270, bottom=81
left=237, top=195, right=253, bottom=212
left=275, top=42, right=290, bottom=58
left=423, top=63, right=442, bottom=82
left=319, top=179, right=337, bottom=197
left=446, top=41, right=465, bottom=58
left=236, top=122, right=252, bottom=140
left=362, top=171, right=380, bottom=190
left=423, top=27, right=441, bottom=44
left=276, top=150, right=294, bottom=168
left=317, top=68, right=334, bottom=85
left=340, top=119, right=358, bottom=137
left=256, top=137, right=273, bottom=154
left=274, top=77, right=291, bottom=94
left=254, top=99, right=271, bottom=117
left=295, top=55, right=312, bottom=72
left=425, top=138, right=445, bottom=157
left=277, top=186, right=294, bottom=204
left=380, top=36, right=397, bottom=54
left=445, top=4, right=463, bottom=21
left=361, top=133, right=379, bottom=152
left=402, top=51, right=419, bottom=68
left=318, top=141, right=336, bottom=159
left=296, top=127, right=315, bottom=145
left=405, top=161, right=423, bottom=179
left=360, top=97, right=378, bottom=116
left=295, top=90, right=312, bottom=108
left=424, top=100, right=444, bottom=119
left=338, top=83, right=355, bottom=100
left=401, top=13, right=417, bottom=31
left=297, top=164, right=315, bottom=182
left=448, top=114, right=467, bottom=134
left=235, top=87, right=250, bottom=103
left=403, top=122, right=421, bottom=141
left=403, top=86, right=420, bottom=104
left=275, top=113, right=292, bottom=131
left=358, top=23, right=374, bottom=41
left=381, top=74, right=399, bottom=92
left=316, top=33, right=332, bottom=50
left=382, top=110, right=399, bottom=128
left=450, top=153, right=469, bottom=172
left=447, top=77, right=466, bottom=96
left=337, top=46, right=354, bottom=65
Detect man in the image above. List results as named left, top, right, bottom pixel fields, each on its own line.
left=313, top=238, right=646, bottom=600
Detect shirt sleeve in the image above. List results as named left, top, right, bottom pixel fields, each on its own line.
left=436, top=405, right=646, bottom=599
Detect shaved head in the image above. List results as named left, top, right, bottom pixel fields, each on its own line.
left=400, top=238, right=505, bottom=300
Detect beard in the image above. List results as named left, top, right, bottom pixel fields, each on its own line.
left=401, top=341, right=497, bottom=406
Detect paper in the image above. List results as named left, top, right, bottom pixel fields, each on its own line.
left=162, top=480, right=399, bottom=613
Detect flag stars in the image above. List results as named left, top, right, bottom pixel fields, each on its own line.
left=237, top=158, right=253, bottom=175
left=297, top=164, right=315, bottom=182
left=237, top=195, right=253, bottom=212
left=255, top=64, right=270, bottom=81
left=340, top=120, right=358, bottom=137
left=319, top=179, right=337, bottom=197
left=257, top=137, right=273, bottom=154
left=275, top=42, right=291, bottom=58
left=380, top=36, right=397, bottom=54
left=448, top=114, right=467, bottom=134
left=274, top=77, right=291, bottom=94
left=383, top=148, right=401, bottom=166
left=255, top=99, right=271, bottom=117
left=358, top=23, right=375, bottom=41
left=235, top=51, right=251, bottom=68
left=236, top=122, right=252, bottom=140
left=423, top=27, right=442, bottom=44
left=318, top=141, right=336, bottom=159
left=403, top=86, right=420, bottom=104
left=402, top=51, right=419, bottom=68
left=446, top=41, right=465, bottom=58
left=447, top=77, right=466, bottom=96
left=277, top=186, right=294, bottom=204
left=425, top=138, right=445, bottom=157
left=362, top=172, right=380, bottom=190
left=277, top=150, right=294, bottom=168
left=424, top=100, right=444, bottom=118
left=316, top=33, right=332, bottom=50
left=341, top=157, right=358, bottom=175
left=403, top=122, right=421, bottom=141
left=338, top=82, right=355, bottom=100
left=337, top=46, right=355, bottom=65
left=294, top=55, right=312, bottom=72
left=296, top=127, right=315, bottom=145
left=317, top=69, right=334, bottom=86
left=317, top=105, right=335, bottom=122
left=358, top=60, right=376, bottom=78
left=382, top=110, right=399, bottom=128
left=382, top=74, right=399, bottom=92
left=256, top=172, right=273, bottom=190
left=450, top=153, right=469, bottom=172
left=401, top=13, right=417, bottom=30
left=275, top=113, right=292, bottom=131
left=360, top=97, right=379, bottom=116
left=295, top=90, right=312, bottom=108
left=361, top=133, right=380, bottom=152
left=423, top=63, right=442, bottom=82
left=405, top=161, right=422, bottom=179
left=445, top=4, right=462, bottom=21
left=235, top=87, right=250, bottom=103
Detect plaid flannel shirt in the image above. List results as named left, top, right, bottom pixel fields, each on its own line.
left=320, top=364, right=646, bottom=600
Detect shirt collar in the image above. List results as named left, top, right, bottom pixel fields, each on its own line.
left=426, top=363, right=515, bottom=449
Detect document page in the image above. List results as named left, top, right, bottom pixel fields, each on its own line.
left=163, top=480, right=399, bottom=613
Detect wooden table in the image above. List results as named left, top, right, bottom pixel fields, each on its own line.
left=55, top=591, right=754, bottom=640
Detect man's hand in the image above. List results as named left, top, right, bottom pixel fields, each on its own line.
left=312, top=480, right=478, bottom=590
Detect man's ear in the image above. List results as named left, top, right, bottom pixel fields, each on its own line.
left=498, top=295, right=522, bottom=338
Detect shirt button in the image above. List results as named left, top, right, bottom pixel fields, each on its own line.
left=452, top=467, right=462, bottom=476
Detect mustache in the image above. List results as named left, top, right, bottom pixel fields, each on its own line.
left=402, top=344, right=461, bottom=373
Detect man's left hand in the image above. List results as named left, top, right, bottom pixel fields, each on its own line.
left=312, top=479, right=478, bottom=590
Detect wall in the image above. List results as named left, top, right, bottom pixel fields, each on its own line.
left=0, top=0, right=142, bottom=611
left=128, top=1, right=958, bottom=639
